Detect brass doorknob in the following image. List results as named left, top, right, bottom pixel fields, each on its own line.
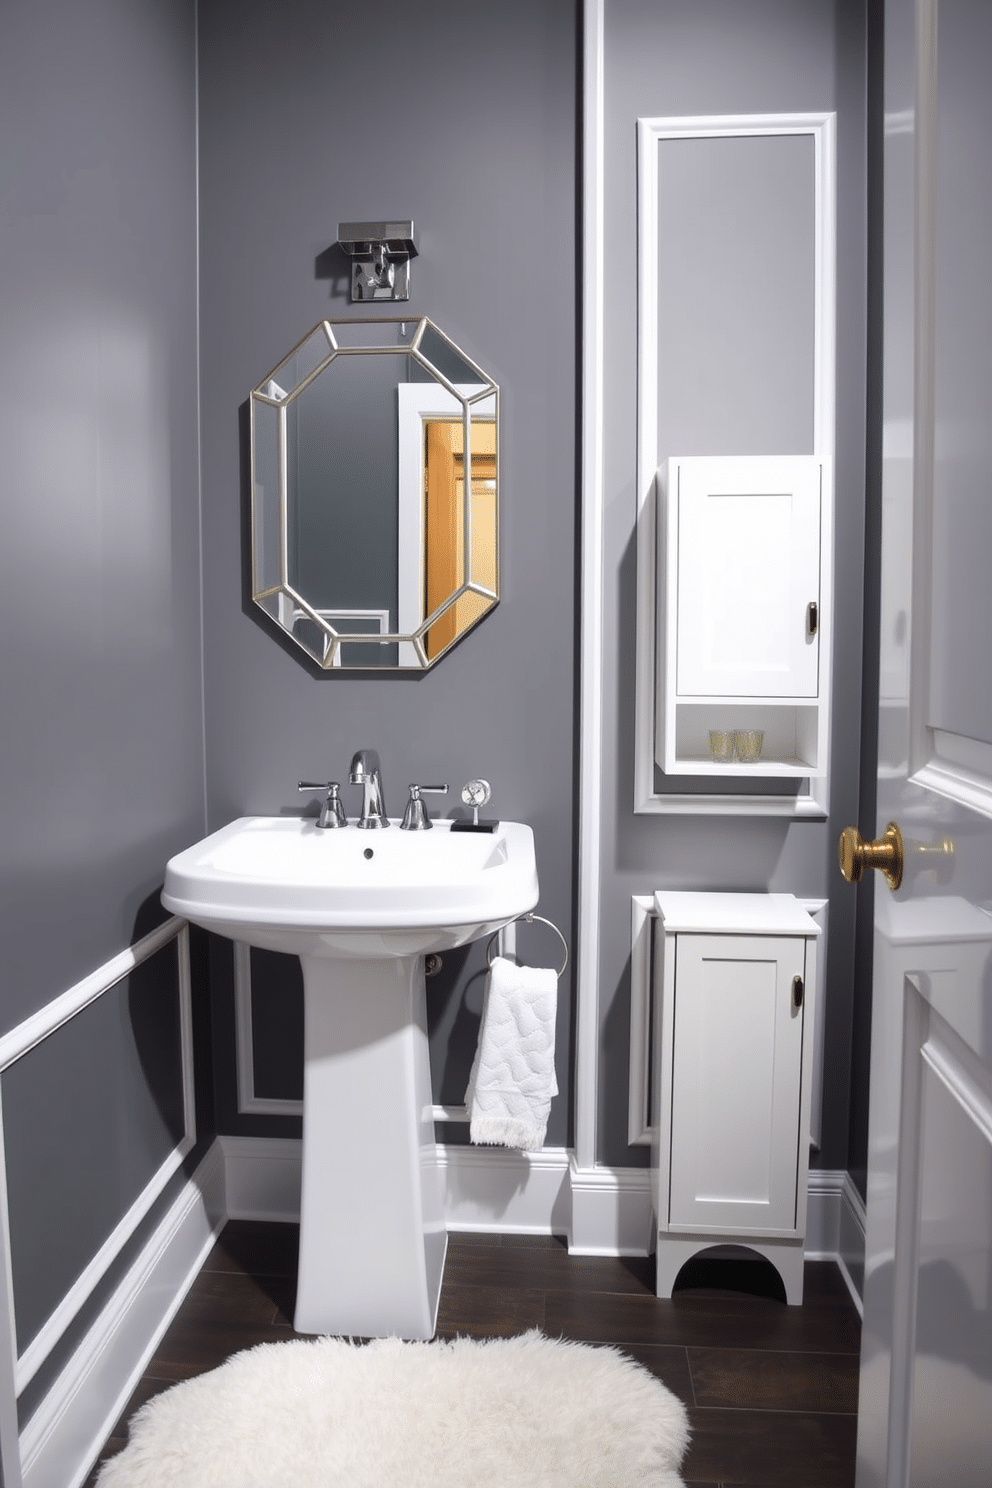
left=838, top=822, right=904, bottom=891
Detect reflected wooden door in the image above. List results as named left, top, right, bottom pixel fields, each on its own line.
left=424, top=419, right=496, bottom=659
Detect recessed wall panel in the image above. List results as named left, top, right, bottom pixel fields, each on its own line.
left=656, top=133, right=816, bottom=457
left=2, top=941, right=186, bottom=1355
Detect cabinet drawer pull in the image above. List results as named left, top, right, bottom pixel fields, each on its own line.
left=792, top=975, right=804, bottom=1009
left=807, top=601, right=818, bottom=636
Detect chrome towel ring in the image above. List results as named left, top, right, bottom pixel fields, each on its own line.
left=485, top=913, right=569, bottom=980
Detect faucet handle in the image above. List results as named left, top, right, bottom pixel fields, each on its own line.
left=298, top=780, right=347, bottom=828
left=400, top=783, right=448, bottom=831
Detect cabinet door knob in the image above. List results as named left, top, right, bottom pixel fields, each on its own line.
left=807, top=601, right=818, bottom=636
left=838, top=822, right=904, bottom=891
left=792, top=976, right=804, bottom=1009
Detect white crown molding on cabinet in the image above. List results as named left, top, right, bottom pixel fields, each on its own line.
left=632, top=111, right=837, bottom=818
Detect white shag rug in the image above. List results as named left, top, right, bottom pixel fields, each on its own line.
left=97, top=1329, right=690, bottom=1487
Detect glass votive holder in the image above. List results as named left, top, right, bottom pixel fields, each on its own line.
left=708, top=730, right=736, bottom=763
left=734, top=729, right=764, bottom=763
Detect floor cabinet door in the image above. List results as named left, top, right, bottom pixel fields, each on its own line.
left=668, top=933, right=807, bottom=1234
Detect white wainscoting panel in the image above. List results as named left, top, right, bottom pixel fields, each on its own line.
left=628, top=896, right=655, bottom=1147
left=0, top=915, right=196, bottom=1461
left=800, top=899, right=829, bottom=1151
left=233, top=943, right=304, bottom=1117
left=20, top=1142, right=225, bottom=1488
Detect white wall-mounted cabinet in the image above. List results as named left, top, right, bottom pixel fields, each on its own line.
left=651, top=892, right=819, bottom=1305
left=655, top=455, right=831, bottom=778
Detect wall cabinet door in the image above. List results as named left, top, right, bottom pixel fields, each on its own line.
left=668, top=932, right=808, bottom=1234
left=674, top=456, right=821, bottom=699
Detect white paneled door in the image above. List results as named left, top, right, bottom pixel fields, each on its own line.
left=854, top=1, right=992, bottom=1484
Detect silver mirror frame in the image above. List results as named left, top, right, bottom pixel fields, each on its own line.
left=249, top=315, right=499, bottom=670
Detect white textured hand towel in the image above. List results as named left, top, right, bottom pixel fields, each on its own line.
left=464, top=956, right=559, bottom=1151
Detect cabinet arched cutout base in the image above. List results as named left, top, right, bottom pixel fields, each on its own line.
left=657, top=1237, right=805, bottom=1307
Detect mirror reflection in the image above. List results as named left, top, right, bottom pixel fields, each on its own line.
left=249, top=317, right=499, bottom=669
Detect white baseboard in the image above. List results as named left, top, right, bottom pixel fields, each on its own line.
left=219, top=1134, right=303, bottom=1222
left=217, top=1138, right=867, bottom=1291
left=441, top=1145, right=572, bottom=1234
left=568, top=1160, right=655, bottom=1255
left=219, top=1139, right=653, bottom=1252
left=837, top=1172, right=867, bottom=1314
left=219, top=1136, right=578, bottom=1238
left=20, top=1142, right=226, bottom=1488
left=805, top=1167, right=866, bottom=1314
left=219, top=1140, right=654, bottom=1254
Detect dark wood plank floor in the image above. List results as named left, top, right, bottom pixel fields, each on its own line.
left=84, top=1223, right=861, bottom=1487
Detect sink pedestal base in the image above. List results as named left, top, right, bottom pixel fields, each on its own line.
left=294, top=954, right=447, bottom=1339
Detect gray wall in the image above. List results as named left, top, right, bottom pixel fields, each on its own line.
left=599, top=0, right=869, bottom=1167
left=196, top=0, right=578, bottom=1142
left=0, top=3, right=877, bottom=1412
left=0, top=0, right=207, bottom=1402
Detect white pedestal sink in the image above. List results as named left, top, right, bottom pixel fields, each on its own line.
left=162, top=816, right=538, bottom=1339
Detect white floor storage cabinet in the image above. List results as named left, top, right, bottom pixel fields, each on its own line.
left=651, top=892, right=820, bottom=1304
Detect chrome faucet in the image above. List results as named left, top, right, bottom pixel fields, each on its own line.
left=350, top=748, right=388, bottom=829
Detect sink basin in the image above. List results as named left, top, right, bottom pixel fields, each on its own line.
left=162, top=816, right=538, bottom=958
left=161, top=812, right=541, bottom=1342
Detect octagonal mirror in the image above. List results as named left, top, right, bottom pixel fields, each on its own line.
left=250, top=316, right=499, bottom=669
